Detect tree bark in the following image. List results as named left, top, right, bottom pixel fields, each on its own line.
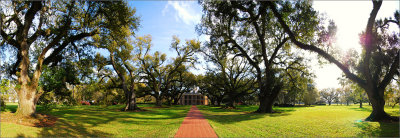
left=256, top=80, right=281, bottom=113
left=365, top=89, right=399, bottom=121
left=225, top=101, right=235, bottom=108
left=216, top=96, right=223, bottom=106
left=16, top=85, right=37, bottom=116
left=256, top=96, right=274, bottom=113
left=15, top=39, right=42, bottom=116
left=173, top=93, right=183, bottom=105
left=155, top=96, right=162, bottom=106
left=210, top=97, right=216, bottom=106
left=124, top=90, right=140, bottom=111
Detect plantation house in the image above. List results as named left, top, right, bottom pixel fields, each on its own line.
left=179, top=92, right=209, bottom=105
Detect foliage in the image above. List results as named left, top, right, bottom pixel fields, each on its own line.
left=267, top=0, right=399, bottom=121
left=303, top=84, right=318, bottom=105
left=200, top=42, right=257, bottom=107
left=197, top=0, right=318, bottom=113
left=197, top=73, right=225, bottom=106
left=0, top=0, right=140, bottom=116
left=320, top=88, right=339, bottom=105
left=166, top=70, right=197, bottom=105
left=38, top=61, right=80, bottom=104
left=0, top=79, right=10, bottom=94
left=138, top=36, right=200, bottom=106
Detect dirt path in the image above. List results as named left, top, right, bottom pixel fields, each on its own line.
left=174, top=105, right=218, bottom=138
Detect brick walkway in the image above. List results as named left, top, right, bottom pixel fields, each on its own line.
left=174, top=105, right=218, bottom=138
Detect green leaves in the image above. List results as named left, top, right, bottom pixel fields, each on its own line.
left=0, top=79, right=10, bottom=94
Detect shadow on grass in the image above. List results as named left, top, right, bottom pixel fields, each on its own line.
left=198, top=105, right=296, bottom=124
left=349, top=107, right=372, bottom=112
left=354, top=121, right=399, bottom=137
left=6, top=104, right=190, bottom=137
left=38, top=118, right=113, bottom=137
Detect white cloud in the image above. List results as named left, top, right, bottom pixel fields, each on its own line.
left=163, top=1, right=201, bottom=25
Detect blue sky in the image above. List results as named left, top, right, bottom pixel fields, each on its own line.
left=129, top=1, right=202, bottom=58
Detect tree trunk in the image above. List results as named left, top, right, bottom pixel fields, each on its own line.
left=216, top=96, right=223, bottom=106
left=360, top=100, right=363, bottom=108
left=124, top=90, right=140, bottom=111
left=328, top=101, right=331, bottom=106
left=365, top=89, right=398, bottom=121
left=225, top=101, right=235, bottom=108
left=346, top=101, right=349, bottom=106
left=210, top=97, right=215, bottom=106
left=155, top=96, right=162, bottom=106
left=16, top=85, right=38, bottom=116
left=173, top=93, right=183, bottom=105
left=256, top=83, right=281, bottom=113
left=256, top=96, right=274, bottom=113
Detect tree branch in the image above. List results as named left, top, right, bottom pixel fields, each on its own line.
left=267, top=1, right=367, bottom=88
left=379, top=51, right=399, bottom=90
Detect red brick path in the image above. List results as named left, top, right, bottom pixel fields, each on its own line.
left=174, top=105, right=218, bottom=138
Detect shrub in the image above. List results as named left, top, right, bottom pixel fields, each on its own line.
left=81, top=101, right=91, bottom=105
left=37, top=100, right=56, bottom=113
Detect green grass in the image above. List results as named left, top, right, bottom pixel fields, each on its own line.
left=197, top=105, right=400, bottom=137
left=1, top=103, right=191, bottom=137
left=2, top=103, right=399, bottom=137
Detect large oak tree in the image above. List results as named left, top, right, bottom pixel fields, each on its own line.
left=197, top=1, right=319, bottom=113
left=0, top=1, right=138, bottom=116
left=267, top=0, right=399, bottom=121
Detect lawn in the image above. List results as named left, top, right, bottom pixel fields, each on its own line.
left=197, top=105, right=400, bottom=137
left=1, top=103, right=190, bottom=137
left=2, top=103, right=399, bottom=137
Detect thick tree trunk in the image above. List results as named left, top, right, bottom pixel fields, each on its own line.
left=346, top=101, right=349, bottom=106
left=15, top=43, right=43, bottom=117
left=216, top=100, right=221, bottom=106
left=360, top=100, right=363, bottom=108
left=216, top=97, right=223, bottom=106
left=256, top=84, right=281, bottom=113
left=328, top=101, right=331, bottom=106
left=155, top=96, right=162, bottom=106
left=173, top=94, right=182, bottom=105
left=16, top=85, right=38, bottom=116
left=225, top=101, right=235, bottom=108
left=124, top=91, right=140, bottom=111
left=256, top=96, right=274, bottom=113
left=365, top=90, right=398, bottom=122
left=210, top=97, right=215, bottom=106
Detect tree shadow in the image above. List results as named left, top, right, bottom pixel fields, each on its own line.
left=198, top=105, right=296, bottom=124
left=349, top=107, right=372, bottom=112
left=37, top=118, right=113, bottom=137
left=31, top=105, right=190, bottom=137
left=16, top=133, right=27, bottom=138
left=354, top=121, right=399, bottom=137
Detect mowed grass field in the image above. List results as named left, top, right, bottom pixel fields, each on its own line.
left=198, top=105, right=400, bottom=137
left=1, top=103, right=399, bottom=137
left=1, top=103, right=190, bottom=137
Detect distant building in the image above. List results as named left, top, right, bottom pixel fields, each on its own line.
left=179, top=93, right=208, bottom=105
